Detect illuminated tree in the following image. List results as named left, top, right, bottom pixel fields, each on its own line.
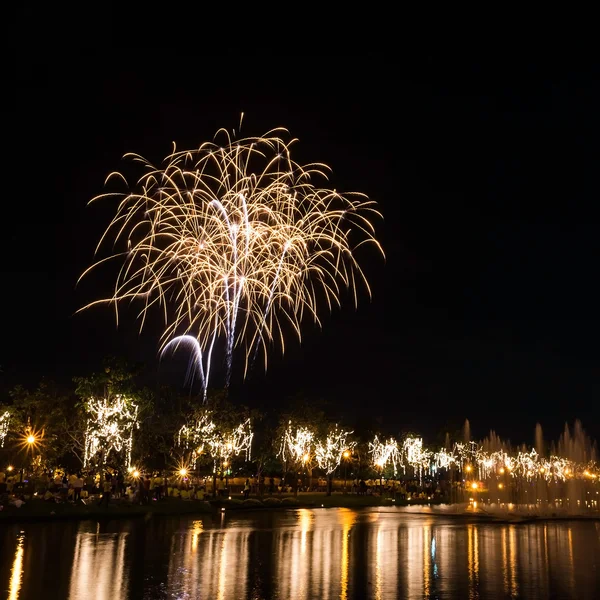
left=0, top=410, right=10, bottom=447
left=75, top=358, right=146, bottom=471
left=369, top=435, right=400, bottom=487
left=83, top=393, right=139, bottom=469
left=177, top=396, right=254, bottom=497
left=277, top=421, right=315, bottom=495
left=315, top=426, right=356, bottom=495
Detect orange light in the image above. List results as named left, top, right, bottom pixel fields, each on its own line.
left=498, top=483, right=504, bottom=489
left=343, top=451, right=350, bottom=459
left=471, top=482, right=478, bottom=490
left=499, top=467, right=505, bottom=474
left=27, top=435, right=36, bottom=444
left=465, top=465, right=472, bottom=472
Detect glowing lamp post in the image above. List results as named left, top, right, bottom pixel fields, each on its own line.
left=343, top=450, right=351, bottom=492
left=471, top=481, right=479, bottom=508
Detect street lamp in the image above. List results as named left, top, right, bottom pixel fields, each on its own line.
left=343, top=450, right=350, bottom=492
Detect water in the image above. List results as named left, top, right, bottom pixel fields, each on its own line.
left=1, top=508, right=599, bottom=599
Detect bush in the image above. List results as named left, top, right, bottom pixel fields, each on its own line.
left=223, top=498, right=243, bottom=506
left=263, top=497, right=281, bottom=506
left=242, top=498, right=263, bottom=507
left=281, top=497, right=299, bottom=506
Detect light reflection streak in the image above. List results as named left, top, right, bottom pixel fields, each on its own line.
left=406, top=525, right=422, bottom=598
left=166, top=525, right=250, bottom=599
left=8, top=533, right=24, bottom=600
left=423, top=525, right=431, bottom=597
left=501, top=528, right=509, bottom=595
left=191, top=519, right=203, bottom=551
left=567, top=527, right=575, bottom=592
left=68, top=529, right=128, bottom=600
left=275, top=509, right=361, bottom=600
left=467, top=524, right=479, bottom=599
left=339, top=509, right=357, bottom=600
left=509, top=525, right=518, bottom=597
left=217, top=533, right=228, bottom=600
left=375, top=526, right=383, bottom=600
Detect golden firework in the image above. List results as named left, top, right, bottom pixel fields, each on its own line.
left=80, top=124, right=383, bottom=395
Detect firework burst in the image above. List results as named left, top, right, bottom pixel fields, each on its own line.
left=80, top=122, right=383, bottom=397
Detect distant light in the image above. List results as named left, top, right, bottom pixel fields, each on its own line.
left=179, top=468, right=188, bottom=477
left=471, top=482, right=478, bottom=490
left=27, top=435, right=36, bottom=444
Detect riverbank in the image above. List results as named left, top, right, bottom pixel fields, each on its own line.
left=1, top=493, right=598, bottom=524
left=0, top=493, right=433, bottom=523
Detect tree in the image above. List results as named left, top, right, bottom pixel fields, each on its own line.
left=314, top=426, right=356, bottom=496
left=7, top=380, right=81, bottom=471
left=74, top=358, right=149, bottom=472
left=176, top=392, right=254, bottom=496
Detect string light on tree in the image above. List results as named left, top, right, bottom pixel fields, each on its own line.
left=0, top=411, right=10, bottom=447
left=83, top=394, right=139, bottom=469
left=368, top=436, right=400, bottom=475
left=178, top=411, right=253, bottom=471
left=315, top=426, right=356, bottom=475
left=277, top=422, right=315, bottom=465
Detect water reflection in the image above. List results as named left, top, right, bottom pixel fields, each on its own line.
left=68, top=523, right=128, bottom=600
left=339, top=508, right=357, bottom=600
left=165, top=519, right=250, bottom=599
left=8, top=532, right=24, bottom=600
left=1, top=509, right=599, bottom=599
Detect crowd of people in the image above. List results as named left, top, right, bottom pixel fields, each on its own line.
left=0, top=467, right=261, bottom=508
left=1, top=466, right=454, bottom=510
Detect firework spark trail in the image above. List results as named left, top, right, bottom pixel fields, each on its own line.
left=80, top=126, right=383, bottom=397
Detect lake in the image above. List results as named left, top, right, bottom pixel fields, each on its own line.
left=1, top=508, right=599, bottom=599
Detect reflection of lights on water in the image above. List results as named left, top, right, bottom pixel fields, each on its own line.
left=509, top=526, right=518, bottom=597
left=339, top=508, right=357, bottom=600
left=191, top=520, right=203, bottom=552
left=375, top=527, right=383, bottom=600
left=217, top=534, right=228, bottom=600
left=298, top=509, right=312, bottom=555
left=423, top=525, right=432, bottom=597
left=68, top=529, right=128, bottom=600
left=467, top=524, right=479, bottom=594
left=8, top=533, right=25, bottom=600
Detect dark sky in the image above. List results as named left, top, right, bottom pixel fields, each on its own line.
left=4, top=49, right=599, bottom=446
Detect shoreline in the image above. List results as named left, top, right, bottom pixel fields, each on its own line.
left=1, top=495, right=598, bottom=525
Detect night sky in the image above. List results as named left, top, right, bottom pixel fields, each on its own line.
left=4, top=50, right=599, bottom=445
